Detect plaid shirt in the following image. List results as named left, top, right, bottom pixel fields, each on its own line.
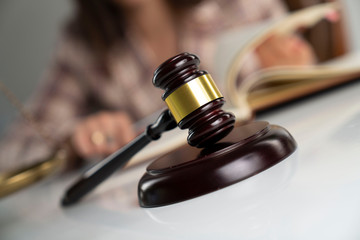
left=0, top=0, right=286, bottom=170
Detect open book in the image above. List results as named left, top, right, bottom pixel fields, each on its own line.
left=214, top=2, right=360, bottom=122
left=1, top=2, right=360, bottom=197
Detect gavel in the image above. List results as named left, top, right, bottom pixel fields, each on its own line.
left=62, top=53, right=296, bottom=207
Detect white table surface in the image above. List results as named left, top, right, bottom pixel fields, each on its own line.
left=1, top=80, right=360, bottom=240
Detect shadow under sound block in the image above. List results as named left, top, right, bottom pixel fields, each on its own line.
left=138, top=121, right=297, bottom=208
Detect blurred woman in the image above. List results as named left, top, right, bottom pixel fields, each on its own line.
left=0, top=0, right=315, bottom=170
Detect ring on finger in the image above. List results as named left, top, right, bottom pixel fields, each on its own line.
left=90, top=130, right=106, bottom=146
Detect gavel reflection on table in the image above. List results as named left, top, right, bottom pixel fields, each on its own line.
left=62, top=53, right=296, bottom=208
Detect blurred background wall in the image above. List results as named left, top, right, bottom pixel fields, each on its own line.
left=343, top=0, right=360, bottom=51
left=0, top=0, right=71, bottom=134
left=0, top=0, right=359, bottom=134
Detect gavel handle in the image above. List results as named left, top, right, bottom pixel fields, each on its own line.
left=61, top=110, right=177, bottom=206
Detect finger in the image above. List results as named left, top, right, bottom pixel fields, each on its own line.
left=288, top=35, right=307, bottom=51
left=97, top=112, right=120, bottom=154
left=256, top=37, right=283, bottom=68
left=92, top=112, right=121, bottom=155
left=113, top=112, right=136, bottom=146
left=258, top=34, right=314, bottom=67
left=86, top=113, right=114, bottom=157
left=288, top=35, right=316, bottom=65
left=95, top=112, right=135, bottom=155
left=270, top=35, right=293, bottom=59
left=72, top=121, right=96, bottom=158
left=325, top=9, right=340, bottom=22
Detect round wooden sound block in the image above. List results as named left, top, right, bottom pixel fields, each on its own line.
left=138, top=121, right=296, bottom=208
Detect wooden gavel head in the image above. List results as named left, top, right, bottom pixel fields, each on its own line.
left=152, top=52, right=235, bottom=148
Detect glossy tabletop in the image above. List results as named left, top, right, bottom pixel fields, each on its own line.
left=1, top=80, right=360, bottom=239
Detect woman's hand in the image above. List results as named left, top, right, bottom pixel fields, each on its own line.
left=71, top=111, right=136, bottom=159
left=256, top=34, right=316, bottom=68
